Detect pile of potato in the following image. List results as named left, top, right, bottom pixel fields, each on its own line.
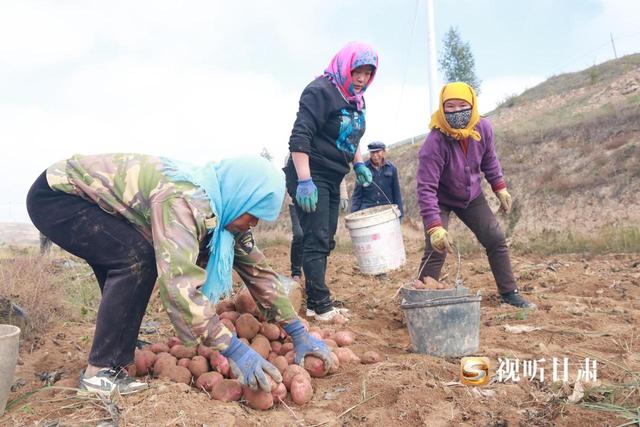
left=131, top=288, right=381, bottom=410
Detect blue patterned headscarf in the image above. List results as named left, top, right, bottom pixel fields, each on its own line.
left=162, top=156, right=285, bottom=303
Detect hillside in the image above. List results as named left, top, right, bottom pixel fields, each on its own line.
left=362, top=53, right=640, bottom=253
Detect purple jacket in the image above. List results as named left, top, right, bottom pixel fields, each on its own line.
left=417, top=118, right=506, bottom=229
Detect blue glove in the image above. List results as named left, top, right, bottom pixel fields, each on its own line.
left=354, top=162, right=373, bottom=187
left=283, top=319, right=333, bottom=374
left=296, top=178, right=318, bottom=213
left=221, top=334, right=282, bottom=392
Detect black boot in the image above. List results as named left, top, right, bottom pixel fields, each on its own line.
left=500, top=289, right=536, bottom=309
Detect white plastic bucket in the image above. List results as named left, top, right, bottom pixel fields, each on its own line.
left=0, top=324, right=20, bottom=416
left=345, top=205, right=405, bottom=275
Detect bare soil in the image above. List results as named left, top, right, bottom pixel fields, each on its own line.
left=2, top=238, right=640, bottom=426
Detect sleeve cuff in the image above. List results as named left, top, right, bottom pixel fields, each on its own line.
left=491, top=180, right=506, bottom=192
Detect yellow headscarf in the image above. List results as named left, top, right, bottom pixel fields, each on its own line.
left=428, top=82, right=481, bottom=141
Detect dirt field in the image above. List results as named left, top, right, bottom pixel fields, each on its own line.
left=2, top=236, right=639, bottom=426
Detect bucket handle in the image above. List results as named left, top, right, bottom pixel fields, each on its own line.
left=400, top=294, right=482, bottom=310
left=368, top=181, right=401, bottom=220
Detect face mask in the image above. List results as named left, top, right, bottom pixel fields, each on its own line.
left=444, top=108, right=472, bottom=129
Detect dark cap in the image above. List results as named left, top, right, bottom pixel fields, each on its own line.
left=367, top=141, right=386, bottom=152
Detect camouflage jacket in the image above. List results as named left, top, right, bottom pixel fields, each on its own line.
left=47, top=153, right=295, bottom=350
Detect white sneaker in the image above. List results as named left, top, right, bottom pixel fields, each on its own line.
left=305, top=309, right=316, bottom=318
left=315, top=307, right=348, bottom=322
left=80, top=368, right=148, bottom=395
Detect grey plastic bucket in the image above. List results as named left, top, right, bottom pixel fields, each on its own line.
left=401, top=294, right=481, bottom=357
left=400, top=285, right=469, bottom=304
left=0, top=324, right=20, bottom=416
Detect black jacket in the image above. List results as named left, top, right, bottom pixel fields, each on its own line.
left=285, top=76, right=366, bottom=183
left=351, top=160, right=404, bottom=218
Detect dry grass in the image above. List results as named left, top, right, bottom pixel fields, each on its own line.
left=0, top=247, right=100, bottom=342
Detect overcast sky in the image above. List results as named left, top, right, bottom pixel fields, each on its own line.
left=1, top=0, right=638, bottom=222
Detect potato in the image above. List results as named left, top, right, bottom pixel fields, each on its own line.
left=188, top=355, right=210, bottom=378
left=167, top=336, right=182, bottom=348
left=361, top=351, right=382, bottom=364
left=234, top=287, right=259, bottom=316
left=170, top=344, right=197, bottom=359
left=197, top=344, right=213, bottom=359
left=290, top=374, right=313, bottom=405
left=215, top=299, right=236, bottom=314
left=242, top=386, right=274, bottom=410
left=219, top=311, right=240, bottom=323
left=270, top=341, right=282, bottom=355
left=209, top=351, right=230, bottom=378
left=328, top=352, right=340, bottom=374
left=333, top=347, right=360, bottom=364
left=154, top=354, right=177, bottom=377
left=236, top=313, right=260, bottom=340
left=211, top=379, right=242, bottom=402
left=279, top=342, right=294, bottom=356
left=196, top=371, right=223, bottom=392
left=251, top=335, right=271, bottom=359
left=284, top=350, right=295, bottom=365
left=303, top=356, right=326, bottom=378
left=221, top=318, right=236, bottom=334
left=125, top=363, right=137, bottom=377
left=271, top=382, right=287, bottom=403
left=273, top=356, right=288, bottom=374
left=282, top=365, right=310, bottom=390
left=320, top=329, right=334, bottom=339
left=332, top=331, right=355, bottom=347
left=331, top=314, right=347, bottom=325
left=149, top=343, right=170, bottom=354
left=134, top=349, right=157, bottom=375
left=267, top=352, right=278, bottom=363
left=162, top=365, right=192, bottom=384
left=177, top=358, right=191, bottom=368
left=260, top=322, right=281, bottom=341
left=239, top=337, right=250, bottom=346
left=323, top=339, right=338, bottom=349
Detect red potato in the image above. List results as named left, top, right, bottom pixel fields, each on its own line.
left=211, top=379, right=242, bottom=402
left=284, top=350, right=295, bottom=365
left=167, top=337, right=182, bottom=348
left=196, top=371, right=223, bottom=392
left=239, top=337, right=250, bottom=346
left=260, top=322, right=281, bottom=341
left=280, top=342, right=294, bottom=356
left=221, top=318, right=236, bottom=334
left=331, top=314, right=347, bottom=325
left=333, top=347, right=361, bottom=364
left=267, top=352, right=278, bottom=363
left=234, top=288, right=259, bottom=316
left=153, top=354, right=177, bottom=377
left=361, top=351, right=382, bottom=364
left=273, top=356, right=288, bottom=374
left=270, top=341, right=282, bottom=355
left=290, top=374, right=313, bottom=405
left=170, top=344, right=197, bottom=359
left=215, top=299, right=235, bottom=314
left=251, top=336, right=271, bottom=359
left=162, top=365, right=192, bottom=384
left=177, top=358, right=191, bottom=368
left=282, top=365, right=310, bottom=390
left=188, top=355, right=210, bottom=378
left=320, top=329, right=334, bottom=339
left=332, top=330, right=355, bottom=347
left=271, top=382, right=287, bottom=402
left=242, top=386, right=274, bottom=410
left=219, top=311, right=240, bottom=323
left=134, top=349, right=157, bottom=375
left=149, top=343, right=170, bottom=354
left=303, top=356, right=327, bottom=378
left=197, top=344, right=213, bottom=359
left=236, top=313, right=260, bottom=340
left=126, top=363, right=137, bottom=377
left=323, top=339, right=338, bottom=349
left=209, top=351, right=230, bottom=378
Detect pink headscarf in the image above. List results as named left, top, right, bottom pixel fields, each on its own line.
left=323, top=41, right=378, bottom=111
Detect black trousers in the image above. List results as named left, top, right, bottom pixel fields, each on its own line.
left=294, top=177, right=340, bottom=314
left=289, top=204, right=304, bottom=277
left=418, top=192, right=517, bottom=294
left=26, top=172, right=157, bottom=368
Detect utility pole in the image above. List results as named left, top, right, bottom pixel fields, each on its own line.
left=610, top=33, right=617, bottom=59
left=426, top=0, right=438, bottom=115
